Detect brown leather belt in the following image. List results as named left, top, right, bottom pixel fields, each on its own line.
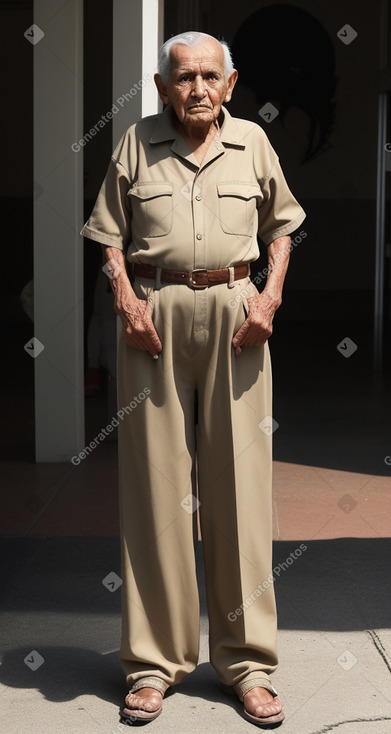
left=133, top=262, right=250, bottom=289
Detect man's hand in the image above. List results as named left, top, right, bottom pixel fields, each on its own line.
left=232, top=234, right=291, bottom=356
left=232, top=292, right=279, bottom=356
left=102, top=245, right=162, bottom=357
left=115, top=295, right=162, bottom=356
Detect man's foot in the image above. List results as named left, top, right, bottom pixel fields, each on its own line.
left=125, top=687, right=163, bottom=712
left=242, top=687, right=285, bottom=727
left=121, top=687, right=163, bottom=723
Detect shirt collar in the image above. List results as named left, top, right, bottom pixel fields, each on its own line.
left=149, top=104, right=246, bottom=148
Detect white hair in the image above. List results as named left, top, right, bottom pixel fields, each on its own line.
left=158, top=31, right=234, bottom=83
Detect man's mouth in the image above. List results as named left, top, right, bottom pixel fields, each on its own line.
left=187, top=104, right=212, bottom=111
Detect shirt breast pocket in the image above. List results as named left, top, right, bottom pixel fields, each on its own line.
left=127, top=182, right=173, bottom=237
left=216, top=182, right=262, bottom=237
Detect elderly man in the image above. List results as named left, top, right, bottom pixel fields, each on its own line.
left=81, top=31, right=305, bottom=728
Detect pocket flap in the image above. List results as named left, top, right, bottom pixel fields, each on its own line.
left=216, top=182, right=261, bottom=200
left=127, top=182, right=173, bottom=200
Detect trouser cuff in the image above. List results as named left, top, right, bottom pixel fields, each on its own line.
left=233, top=675, right=278, bottom=702
left=128, top=676, right=169, bottom=696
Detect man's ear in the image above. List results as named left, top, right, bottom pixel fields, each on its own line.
left=224, top=69, right=238, bottom=103
left=154, top=73, right=170, bottom=105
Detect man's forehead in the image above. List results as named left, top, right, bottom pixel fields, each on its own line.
left=169, top=41, right=224, bottom=68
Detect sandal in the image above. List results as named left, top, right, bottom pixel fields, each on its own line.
left=120, top=678, right=167, bottom=724
left=222, top=682, right=285, bottom=728
left=243, top=696, right=285, bottom=728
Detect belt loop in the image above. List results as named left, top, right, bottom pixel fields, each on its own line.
left=155, top=266, right=162, bottom=290
left=228, top=266, right=235, bottom=288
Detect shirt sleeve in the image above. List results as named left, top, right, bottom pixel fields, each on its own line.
left=80, top=156, right=132, bottom=250
left=257, top=159, right=306, bottom=246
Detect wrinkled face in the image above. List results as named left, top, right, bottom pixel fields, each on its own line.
left=155, top=38, right=237, bottom=131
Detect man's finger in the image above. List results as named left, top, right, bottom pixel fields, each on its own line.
left=233, top=322, right=271, bottom=352
left=125, top=330, right=161, bottom=355
left=145, top=332, right=162, bottom=356
left=123, top=331, right=146, bottom=351
left=143, top=319, right=162, bottom=353
left=232, top=320, right=249, bottom=348
left=241, top=327, right=270, bottom=346
left=123, top=317, right=162, bottom=356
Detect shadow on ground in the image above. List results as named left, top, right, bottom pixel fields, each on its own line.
left=1, top=536, right=390, bottom=626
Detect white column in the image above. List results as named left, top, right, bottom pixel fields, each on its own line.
left=33, top=0, right=84, bottom=461
left=112, top=0, right=164, bottom=142
left=112, top=0, right=164, bottom=351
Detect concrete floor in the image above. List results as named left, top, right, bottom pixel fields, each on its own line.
left=1, top=537, right=391, bottom=733
left=1, top=318, right=391, bottom=733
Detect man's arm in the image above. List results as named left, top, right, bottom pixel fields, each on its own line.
left=102, top=245, right=162, bottom=357
left=232, top=235, right=291, bottom=356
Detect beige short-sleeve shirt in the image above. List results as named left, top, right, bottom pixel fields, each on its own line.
left=80, top=104, right=306, bottom=271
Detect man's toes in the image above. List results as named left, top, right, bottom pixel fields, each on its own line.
left=254, top=700, right=281, bottom=717
left=125, top=690, right=161, bottom=712
left=138, top=699, right=156, bottom=712
left=244, top=691, right=283, bottom=718
left=125, top=693, right=141, bottom=709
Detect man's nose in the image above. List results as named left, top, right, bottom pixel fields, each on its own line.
left=191, top=75, right=206, bottom=97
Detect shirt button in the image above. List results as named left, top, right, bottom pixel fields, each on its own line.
left=195, top=194, right=201, bottom=201
left=196, top=234, right=202, bottom=240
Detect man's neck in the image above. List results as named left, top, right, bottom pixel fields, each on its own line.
left=176, top=118, right=218, bottom=144
left=178, top=120, right=220, bottom=165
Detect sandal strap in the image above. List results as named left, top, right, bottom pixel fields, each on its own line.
left=233, top=677, right=278, bottom=702
left=129, top=676, right=169, bottom=697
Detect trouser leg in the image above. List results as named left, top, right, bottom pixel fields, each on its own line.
left=117, top=279, right=200, bottom=690
left=195, top=281, right=278, bottom=691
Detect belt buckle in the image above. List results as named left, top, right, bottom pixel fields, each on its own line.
left=189, top=268, right=208, bottom=289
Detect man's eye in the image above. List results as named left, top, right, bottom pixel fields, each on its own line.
left=178, top=75, right=191, bottom=83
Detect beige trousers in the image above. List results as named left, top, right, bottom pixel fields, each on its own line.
left=117, top=275, right=278, bottom=698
